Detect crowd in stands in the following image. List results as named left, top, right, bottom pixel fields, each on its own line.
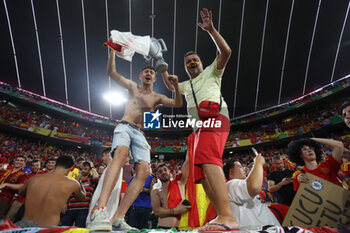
left=2, top=74, right=348, bottom=130
left=0, top=99, right=112, bottom=142
left=0, top=82, right=110, bottom=123
left=1, top=93, right=348, bottom=151
left=228, top=101, right=343, bottom=142
left=0, top=133, right=100, bottom=166
left=231, top=76, right=349, bottom=124
left=0, top=77, right=349, bottom=229
left=147, top=137, right=187, bottom=148
left=0, top=129, right=349, bottom=228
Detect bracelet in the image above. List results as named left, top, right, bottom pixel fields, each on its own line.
left=170, top=208, right=174, bottom=215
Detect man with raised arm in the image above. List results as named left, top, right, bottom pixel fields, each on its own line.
left=89, top=50, right=182, bottom=231
left=224, top=154, right=281, bottom=228
left=162, top=8, right=238, bottom=231
left=288, top=137, right=344, bottom=191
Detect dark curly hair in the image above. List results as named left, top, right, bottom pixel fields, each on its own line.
left=340, top=100, right=350, bottom=116
left=288, top=138, right=323, bottom=166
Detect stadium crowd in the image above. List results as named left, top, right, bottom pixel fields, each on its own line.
left=228, top=100, right=343, bottom=141
left=0, top=82, right=110, bottom=123
left=0, top=127, right=349, bottom=228
left=0, top=77, right=349, bottom=230
left=1, top=94, right=348, bottom=150
left=0, top=100, right=112, bottom=142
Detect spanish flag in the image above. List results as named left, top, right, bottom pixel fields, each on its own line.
left=178, top=133, right=216, bottom=230
left=167, top=173, right=183, bottom=220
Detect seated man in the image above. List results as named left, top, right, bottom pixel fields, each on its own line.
left=224, top=153, right=281, bottom=228
left=16, top=155, right=86, bottom=227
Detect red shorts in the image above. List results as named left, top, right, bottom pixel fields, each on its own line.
left=191, top=114, right=230, bottom=183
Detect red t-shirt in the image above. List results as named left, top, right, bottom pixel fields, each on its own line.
left=293, top=155, right=341, bottom=191
left=0, top=166, right=27, bottom=202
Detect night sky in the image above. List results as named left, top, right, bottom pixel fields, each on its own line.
left=1, top=0, right=350, bottom=120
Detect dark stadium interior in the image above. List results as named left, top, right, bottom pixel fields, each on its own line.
left=2, top=0, right=350, bottom=119
left=0, top=1, right=350, bottom=230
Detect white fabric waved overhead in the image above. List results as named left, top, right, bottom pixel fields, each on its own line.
left=110, top=30, right=151, bottom=62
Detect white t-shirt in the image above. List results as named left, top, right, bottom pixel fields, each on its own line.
left=227, top=179, right=281, bottom=228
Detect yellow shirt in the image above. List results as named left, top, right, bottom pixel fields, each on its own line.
left=67, top=167, right=80, bottom=180
left=178, top=58, right=229, bottom=129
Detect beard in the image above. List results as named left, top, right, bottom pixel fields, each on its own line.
left=159, top=176, right=170, bottom=183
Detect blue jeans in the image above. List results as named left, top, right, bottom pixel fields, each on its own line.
left=112, top=122, right=150, bottom=164
left=60, top=208, right=89, bottom=228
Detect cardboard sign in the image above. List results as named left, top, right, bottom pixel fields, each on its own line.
left=283, top=172, right=350, bottom=227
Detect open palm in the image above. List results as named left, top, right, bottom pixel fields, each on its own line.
left=198, top=8, right=213, bottom=31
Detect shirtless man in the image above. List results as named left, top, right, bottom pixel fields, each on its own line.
left=15, top=155, right=86, bottom=227
left=151, top=156, right=190, bottom=229
left=89, top=50, right=182, bottom=231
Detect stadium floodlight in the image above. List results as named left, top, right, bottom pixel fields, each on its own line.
left=103, top=92, right=127, bottom=106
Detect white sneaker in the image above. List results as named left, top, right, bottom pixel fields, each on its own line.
left=111, top=218, right=138, bottom=231
left=88, top=207, right=112, bottom=231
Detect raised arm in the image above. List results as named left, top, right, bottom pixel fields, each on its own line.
left=158, top=75, right=182, bottom=108
left=107, top=50, right=135, bottom=90
left=89, top=162, right=99, bottom=182
left=0, top=183, right=23, bottom=191
left=73, top=180, right=86, bottom=202
left=161, top=71, right=175, bottom=91
left=311, top=138, right=344, bottom=163
left=198, top=8, right=231, bottom=70
left=246, top=154, right=265, bottom=198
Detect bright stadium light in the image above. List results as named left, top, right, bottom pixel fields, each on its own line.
left=103, top=92, right=127, bottom=105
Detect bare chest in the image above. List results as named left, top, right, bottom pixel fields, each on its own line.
left=131, top=88, right=158, bottom=110
left=158, top=188, right=169, bottom=208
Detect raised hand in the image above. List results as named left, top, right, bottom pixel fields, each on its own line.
left=254, top=153, right=265, bottom=166
left=297, top=173, right=310, bottom=184
left=168, top=75, right=179, bottom=88
left=198, top=8, right=214, bottom=32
